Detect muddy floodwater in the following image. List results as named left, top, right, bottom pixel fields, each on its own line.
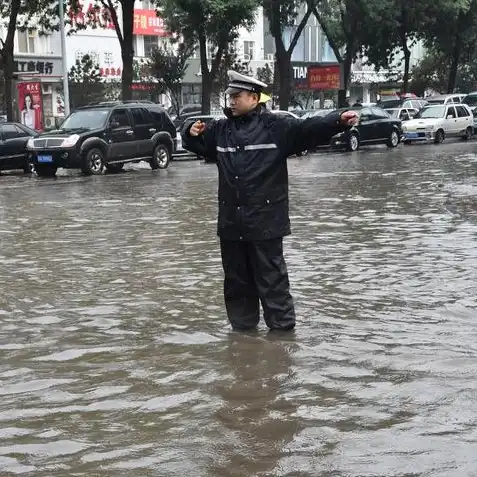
left=1, top=142, right=477, bottom=476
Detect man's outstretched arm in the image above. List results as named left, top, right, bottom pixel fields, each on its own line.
left=286, top=110, right=358, bottom=156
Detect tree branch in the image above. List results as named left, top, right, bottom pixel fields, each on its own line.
left=101, top=0, right=123, bottom=46
left=312, top=3, right=343, bottom=62
left=288, top=2, right=314, bottom=55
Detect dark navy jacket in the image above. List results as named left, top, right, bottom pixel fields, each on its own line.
left=182, top=105, right=345, bottom=241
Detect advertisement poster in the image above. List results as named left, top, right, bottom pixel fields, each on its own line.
left=17, top=82, right=43, bottom=131
left=53, top=88, right=65, bottom=118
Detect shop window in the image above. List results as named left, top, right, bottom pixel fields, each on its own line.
left=144, top=36, right=159, bottom=57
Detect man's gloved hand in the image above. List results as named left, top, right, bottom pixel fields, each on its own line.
left=340, top=111, right=359, bottom=126
left=190, top=121, right=206, bottom=137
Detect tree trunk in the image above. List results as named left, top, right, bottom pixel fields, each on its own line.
left=198, top=33, right=211, bottom=114
left=120, top=0, right=134, bottom=100
left=343, top=50, right=353, bottom=91
left=448, top=33, right=462, bottom=93
left=402, top=47, right=411, bottom=94
left=276, top=49, right=292, bottom=110
left=2, top=0, right=22, bottom=121
left=398, top=6, right=411, bottom=95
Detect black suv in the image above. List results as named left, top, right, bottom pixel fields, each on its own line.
left=27, top=102, right=177, bottom=177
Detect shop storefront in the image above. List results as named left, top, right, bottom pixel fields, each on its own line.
left=14, top=55, right=65, bottom=130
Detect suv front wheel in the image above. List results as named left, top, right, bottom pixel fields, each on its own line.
left=150, top=143, right=170, bottom=170
left=81, top=148, right=105, bottom=175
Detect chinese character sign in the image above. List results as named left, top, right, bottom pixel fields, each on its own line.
left=308, top=65, right=341, bottom=90
left=17, top=82, right=43, bottom=131
left=133, top=9, right=169, bottom=36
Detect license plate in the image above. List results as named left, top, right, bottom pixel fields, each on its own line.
left=38, top=155, right=53, bottom=163
left=405, top=132, right=418, bottom=138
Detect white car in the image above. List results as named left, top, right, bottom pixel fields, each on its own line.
left=425, top=94, right=466, bottom=105
left=402, top=104, right=473, bottom=144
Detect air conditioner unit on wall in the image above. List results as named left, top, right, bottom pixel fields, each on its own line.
left=243, top=54, right=251, bottom=61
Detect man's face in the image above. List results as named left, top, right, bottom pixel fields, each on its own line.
left=228, top=91, right=259, bottom=116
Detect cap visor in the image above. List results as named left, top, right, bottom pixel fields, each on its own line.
left=226, top=86, right=246, bottom=95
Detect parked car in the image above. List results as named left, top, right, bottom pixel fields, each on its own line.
left=171, top=104, right=202, bottom=129
left=462, top=92, right=477, bottom=111
left=27, top=101, right=177, bottom=177
left=402, top=104, right=473, bottom=144
left=0, top=122, right=37, bottom=173
left=301, top=109, right=331, bottom=120
left=425, top=94, right=466, bottom=105
left=270, top=110, right=300, bottom=119
left=377, top=98, right=428, bottom=110
left=385, top=107, right=418, bottom=121
left=330, top=106, right=402, bottom=151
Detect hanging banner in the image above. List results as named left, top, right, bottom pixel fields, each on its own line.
left=17, top=82, right=43, bottom=130
left=308, top=65, right=341, bottom=90
left=133, top=9, right=169, bottom=36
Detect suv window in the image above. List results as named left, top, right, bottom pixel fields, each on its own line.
left=131, top=108, right=150, bottom=125
left=456, top=105, right=470, bottom=117
left=110, top=109, right=131, bottom=128
left=2, top=124, right=24, bottom=139
left=148, top=107, right=165, bottom=127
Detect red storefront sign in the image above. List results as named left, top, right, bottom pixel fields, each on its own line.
left=308, top=65, right=341, bottom=90
left=69, top=1, right=115, bottom=30
left=130, top=83, right=156, bottom=91
left=17, top=82, right=43, bottom=131
left=100, top=67, right=122, bottom=78
left=133, top=9, right=169, bottom=36
left=69, top=2, right=169, bottom=36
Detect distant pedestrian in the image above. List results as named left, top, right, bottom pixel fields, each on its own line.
left=182, top=70, right=357, bottom=332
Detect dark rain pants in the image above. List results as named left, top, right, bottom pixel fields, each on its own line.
left=220, top=238, right=296, bottom=331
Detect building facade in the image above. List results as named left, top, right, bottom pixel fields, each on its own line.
left=0, top=24, right=65, bottom=128
left=66, top=0, right=170, bottom=85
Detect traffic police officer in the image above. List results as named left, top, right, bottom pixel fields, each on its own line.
left=182, top=70, right=357, bottom=332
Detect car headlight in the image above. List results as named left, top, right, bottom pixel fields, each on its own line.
left=402, top=125, right=407, bottom=132
left=426, top=125, right=435, bottom=131
left=27, top=137, right=35, bottom=148
left=61, top=134, right=80, bottom=147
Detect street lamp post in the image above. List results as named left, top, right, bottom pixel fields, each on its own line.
left=58, top=0, right=70, bottom=117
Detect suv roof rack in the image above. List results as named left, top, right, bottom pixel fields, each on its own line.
left=77, top=100, right=158, bottom=109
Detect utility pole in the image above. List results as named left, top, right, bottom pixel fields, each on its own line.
left=58, top=0, right=70, bottom=116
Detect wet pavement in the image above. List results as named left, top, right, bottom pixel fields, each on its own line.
left=1, top=141, right=477, bottom=476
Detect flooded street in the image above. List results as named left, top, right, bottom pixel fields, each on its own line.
left=1, top=142, right=477, bottom=476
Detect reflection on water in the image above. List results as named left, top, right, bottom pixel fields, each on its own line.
left=0, top=143, right=477, bottom=476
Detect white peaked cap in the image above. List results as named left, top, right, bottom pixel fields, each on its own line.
left=225, top=70, right=268, bottom=95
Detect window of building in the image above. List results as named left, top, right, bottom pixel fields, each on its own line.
left=104, top=52, right=114, bottom=66
left=17, top=30, right=36, bottom=54
left=243, top=41, right=255, bottom=60
left=144, top=35, right=159, bottom=57
left=142, top=0, right=155, bottom=8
